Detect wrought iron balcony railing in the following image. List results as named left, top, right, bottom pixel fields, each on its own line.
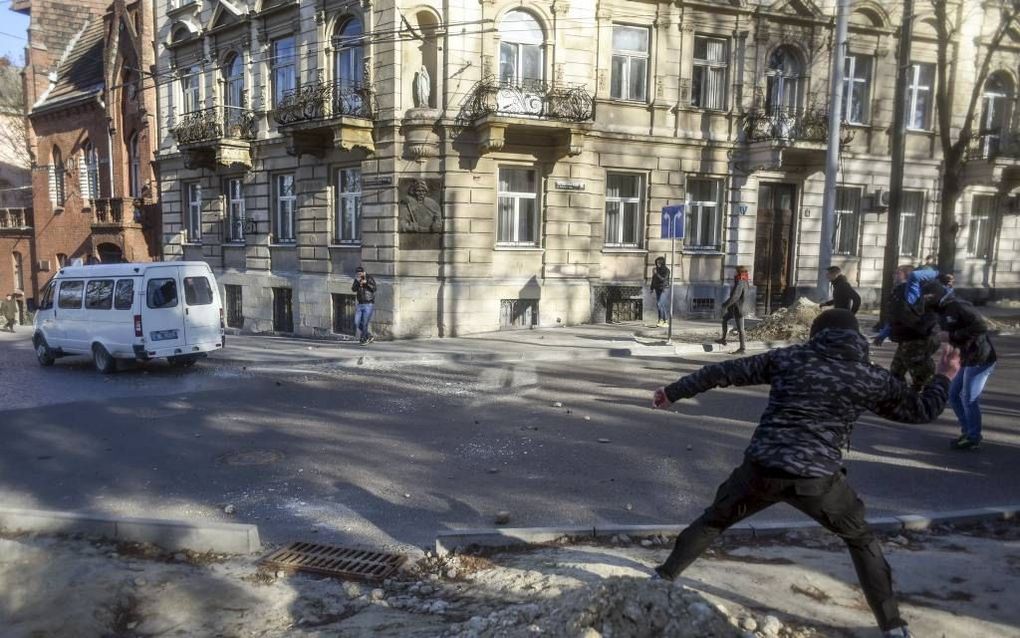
left=461, top=77, right=595, bottom=123
left=271, top=80, right=374, bottom=127
left=741, top=107, right=835, bottom=144
left=967, top=132, right=1020, bottom=161
left=173, top=106, right=257, bottom=145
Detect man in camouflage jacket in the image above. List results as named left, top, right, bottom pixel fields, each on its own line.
left=651, top=309, right=959, bottom=638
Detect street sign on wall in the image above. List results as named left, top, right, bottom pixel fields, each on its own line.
left=661, top=205, right=685, bottom=239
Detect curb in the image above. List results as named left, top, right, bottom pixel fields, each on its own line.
left=0, top=508, right=262, bottom=555
left=434, top=504, right=1020, bottom=555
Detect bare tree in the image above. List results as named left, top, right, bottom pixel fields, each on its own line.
left=0, top=56, right=31, bottom=169
left=931, top=0, right=1020, bottom=273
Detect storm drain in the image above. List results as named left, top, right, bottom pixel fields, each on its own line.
left=260, top=542, right=406, bottom=582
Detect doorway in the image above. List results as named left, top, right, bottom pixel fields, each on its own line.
left=97, top=243, right=124, bottom=264
left=753, top=183, right=797, bottom=315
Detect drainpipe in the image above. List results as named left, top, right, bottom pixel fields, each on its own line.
left=97, top=95, right=114, bottom=199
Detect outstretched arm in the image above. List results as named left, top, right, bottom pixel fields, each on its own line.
left=653, top=352, right=774, bottom=408
left=870, top=346, right=959, bottom=423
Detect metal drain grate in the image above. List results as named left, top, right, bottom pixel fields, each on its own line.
left=261, top=542, right=406, bottom=582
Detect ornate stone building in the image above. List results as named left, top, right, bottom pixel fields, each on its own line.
left=154, top=0, right=1020, bottom=338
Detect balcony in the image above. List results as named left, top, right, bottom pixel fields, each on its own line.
left=172, top=105, right=258, bottom=170
left=91, top=198, right=140, bottom=232
left=964, top=133, right=1020, bottom=186
left=738, top=107, right=853, bottom=172
left=458, top=77, right=596, bottom=156
left=271, top=78, right=375, bottom=157
left=0, top=207, right=32, bottom=237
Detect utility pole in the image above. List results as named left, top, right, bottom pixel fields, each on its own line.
left=816, top=0, right=851, bottom=300
left=878, top=0, right=914, bottom=327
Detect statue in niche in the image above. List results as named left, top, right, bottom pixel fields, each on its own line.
left=414, top=64, right=431, bottom=108
left=399, top=179, right=442, bottom=233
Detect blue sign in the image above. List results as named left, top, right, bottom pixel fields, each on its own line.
left=661, top=205, right=685, bottom=239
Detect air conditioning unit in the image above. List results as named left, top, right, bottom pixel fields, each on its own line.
left=37, top=259, right=51, bottom=272
left=872, top=188, right=890, bottom=209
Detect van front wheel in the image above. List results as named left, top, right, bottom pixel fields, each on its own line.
left=92, top=344, right=117, bottom=374
left=34, top=337, right=55, bottom=367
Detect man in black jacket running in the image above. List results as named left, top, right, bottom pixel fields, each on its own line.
left=651, top=310, right=959, bottom=638
left=820, top=266, right=862, bottom=314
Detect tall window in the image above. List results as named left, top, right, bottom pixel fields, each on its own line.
left=12, top=251, right=23, bottom=290
left=128, top=133, right=141, bottom=198
left=834, top=187, right=862, bottom=256
left=498, top=11, right=543, bottom=88
left=56, top=253, right=68, bottom=268
left=181, top=66, right=201, bottom=114
left=906, top=63, right=935, bottom=130
left=692, top=36, right=727, bottom=110
left=226, top=177, right=245, bottom=242
left=272, top=37, right=297, bottom=108
left=968, top=195, right=998, bottom=259
left=79, top=141, right=100, bottom=199
left=50, top=146, right=65, bottom=205
left=900, top=191, right=924, bottom=257
left=334, top=18, right=364, bottom=87
left=842, top=55, right=872, bottom=124
left=223, top=54, right=244, bottom=109
left=979, top=73, right=1013, bottom=157
left=685, top=178, right=722, bottom=251
left=184, top=181, right=202, bottom=243
left=497, top=167, right=538, bottom=246
left=765, top=47, right=802, bottom=114
left=274, top=173, right=297, bottom=243
left=611, top=25, right=649, bottom=102
left=335, top=168, right=361, bottom=243
left=604, top=173, right=643, bottom=247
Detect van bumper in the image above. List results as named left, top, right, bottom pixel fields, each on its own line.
left=138, top=339, right=225, bottom=360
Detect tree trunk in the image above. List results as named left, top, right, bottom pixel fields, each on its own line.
left=937, top=151, right=965, bottom=273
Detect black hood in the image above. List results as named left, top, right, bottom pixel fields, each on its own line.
left=809, top=328, right=870, bottom=363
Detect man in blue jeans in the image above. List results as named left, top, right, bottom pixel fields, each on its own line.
left=922, top=280, right=996, bottom=449
left=352, top=266, right=377, bottom=344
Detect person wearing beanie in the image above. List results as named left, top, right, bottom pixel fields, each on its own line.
left=922, top=281, right=996, bottom=450
left=651, top=309, right=960, bottom=638
left=716, top=266, right=750, bottom=354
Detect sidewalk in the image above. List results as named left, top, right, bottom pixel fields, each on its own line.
left=212, top=320, right=779, bottom=368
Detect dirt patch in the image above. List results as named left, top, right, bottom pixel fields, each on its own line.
left=747, top=298, right=822, bottom=342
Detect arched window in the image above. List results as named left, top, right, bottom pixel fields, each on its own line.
left=498, top=11, right=544, bottom=89
left=50, top=146, right=65, bottom=205
left=334, top=17, right=364, bottom=88
left=12, top=251, right=23, bottom=291
left=765, top=47, right=803, bottom=115
left=181, top=65, right=201, bottom=114
left=223, top=54, right=244, bottom=109
left=80, top=141, right=100, bottom=199
left=128, top=133, right=141, bottom=198
left=980, top=73, right=1014, bottom=157
left=56, top=253, right=68, bottom=268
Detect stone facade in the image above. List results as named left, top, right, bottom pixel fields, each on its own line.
left=154, top=0, right=1020, bottom=339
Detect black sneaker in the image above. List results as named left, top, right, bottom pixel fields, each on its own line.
left=882, top=626, right=913, bottom=638
left=365, top=335, right=375, bottom=344
left=714, top=339, right=727, bottom=346
left=950, top=437, right=981, bottom=450
left=732, top=348, right=746, bottom=355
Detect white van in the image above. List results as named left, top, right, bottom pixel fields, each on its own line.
left=33, top=262, right=225, bottom=372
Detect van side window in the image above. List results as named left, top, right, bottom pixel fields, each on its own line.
left=115, top=279, right=134, bottom=310
left=147, top=279, right=178, bottom=309
left=39, top=282, right=54, bottom=310
left=85, top=280, right=114, bottom=310
left=58, top=281, right=84, bottom=309
left=184, top=276, right=214, bottom=306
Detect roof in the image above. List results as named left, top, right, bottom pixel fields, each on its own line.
left=56, top=262, right=212, bottom=278
left=33, top=19, right=105, bottom=114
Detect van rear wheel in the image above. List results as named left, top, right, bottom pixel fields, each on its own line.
left=168, top=355, right=198, bottom=368
left=34, top=337, right=55, bottom=367
left=92, top=344, right=117, bottom=374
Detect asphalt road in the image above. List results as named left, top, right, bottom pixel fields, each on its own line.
left=2, top=327, right=1018, bottom=552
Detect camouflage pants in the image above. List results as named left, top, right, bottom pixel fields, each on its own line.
left=890, top=336, right=939, bottom=391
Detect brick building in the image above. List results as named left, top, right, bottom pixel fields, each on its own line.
left=14, top=0, right=161, bottom=305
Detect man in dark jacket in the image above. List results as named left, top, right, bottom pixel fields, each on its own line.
left=352, top=266, right=377, bottom=344
left=716, top=265, right=749, bottom=353
left=651, top=309, right=958, bottom=638
left=650, top=257, right=670, bottom=328
left=820, top=266, right=862, bottom=314
left=874, top=266, right=940, bottom=391
left=922, top=281, right=996, bottom=450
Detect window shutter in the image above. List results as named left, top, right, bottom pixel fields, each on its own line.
left=78, top=156, right=90, bottom=199
left=48, top=165, right=57, bottom=205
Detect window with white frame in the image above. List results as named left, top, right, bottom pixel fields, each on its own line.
left=81, top=141, right=100, bottom=199
left=181, top=66, right=201, bottom=114
left=684, top=178, right=722, bottom=250
left=692, top=36, right=727, bottom=110
left=842, top=54, right=872, bottom=124
left=335, top=168, right=361, bottom=244
left=968, top=195, right=998, bottom=259
left=272, top=36, right=297, bottom=108
left=274, top=173, right=297, bottom=243
left=765, top=47, right=802, bottom=114
left=899, top=190, right=924, bottom=257
left=50, top=146, right=65, bottom=205
left=334, top=18, right=364, bottom=87
left=834, top=187, right=862, bottom=256
left=604, top=173, right=643, bottom=247
left=497, top=167, right=538, bottom=246
left=611, top=25, right=649, bottom=102
left=184, top=181, right=202, bottom=243
left=906, top=63, right=935, bottom=131
left=498, top=11, right=543, bottom=89
left=128, top=133, right=141, bottom=198
left=225, top=177, right=245, bottom=242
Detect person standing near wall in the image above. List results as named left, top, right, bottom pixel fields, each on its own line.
left=352, top=266, right=377, bottom=345
left=650, top=257, right=671, bottom=328
left=716, top=266, right=750, bottom=354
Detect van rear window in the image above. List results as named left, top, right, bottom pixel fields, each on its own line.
left=115, top=279, right=134, bottom=310
left=58, top=281, right=84, bottom=309
left=85, top=280, right=114, bottom=310
left=184, top=276, right=214, bottom=306
left=147, top=279, right=178, bottom=309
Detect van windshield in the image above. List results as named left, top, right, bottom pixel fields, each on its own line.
left=147, top=279, right=178, bottom=309
left=184, top=277, right=214, bottom=306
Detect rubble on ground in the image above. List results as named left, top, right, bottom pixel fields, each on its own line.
left=746, top=298, right=822, bottom=342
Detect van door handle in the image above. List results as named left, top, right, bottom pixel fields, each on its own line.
left=186, top=308, right=189, bottom=315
